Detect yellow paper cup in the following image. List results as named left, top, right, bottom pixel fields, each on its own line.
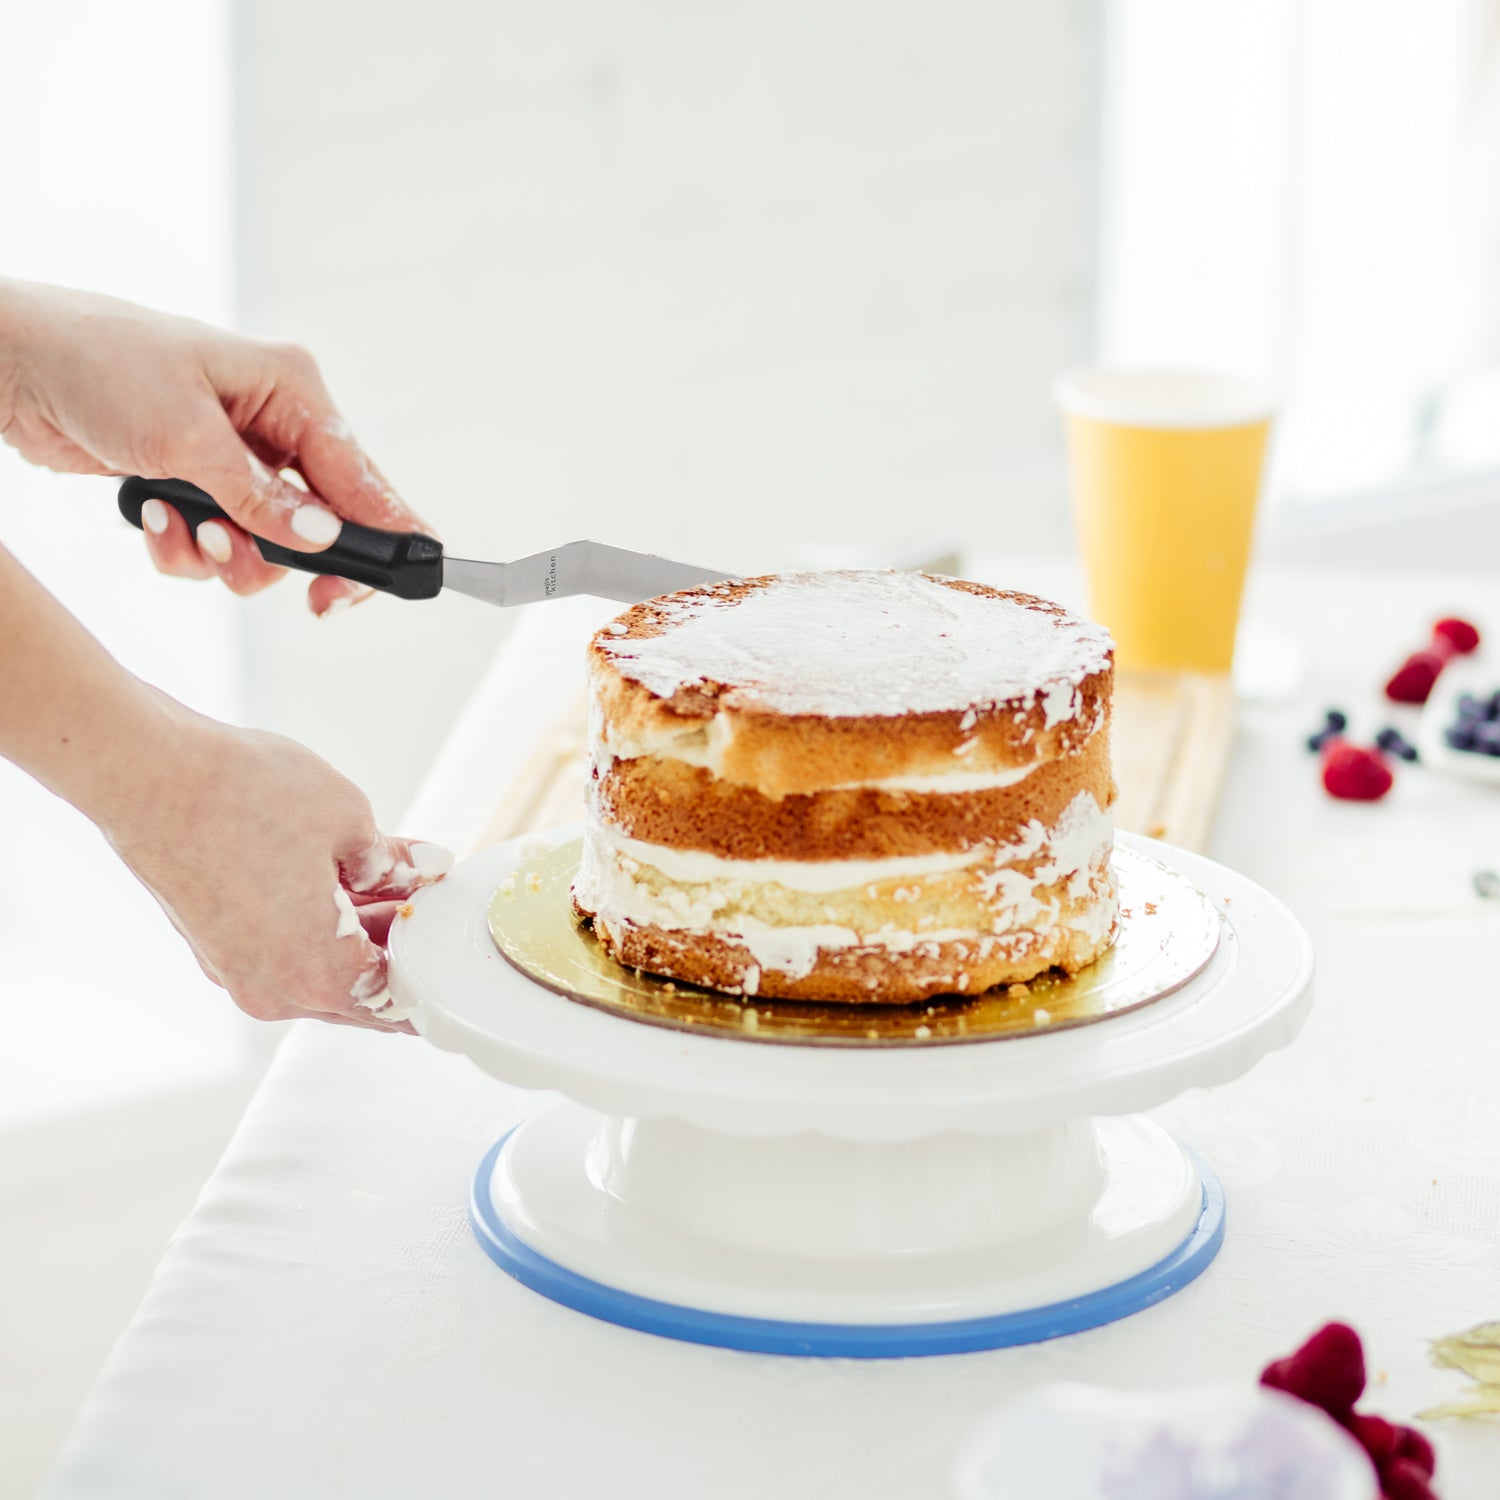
left=1055, top=369, right=1274, bottom=672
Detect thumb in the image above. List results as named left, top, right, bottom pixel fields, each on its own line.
left=340, top=833, right=455, bottom=900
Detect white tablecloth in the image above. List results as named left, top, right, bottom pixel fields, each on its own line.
left=43, top=566, right=1500, bottom=1499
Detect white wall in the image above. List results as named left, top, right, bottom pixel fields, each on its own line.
left=0, top=0, right=257, bottom=1126
left=232, top=0, right=1103, bottom=822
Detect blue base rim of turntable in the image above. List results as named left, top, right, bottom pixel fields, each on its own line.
left=468, top=1129, right=1226, bottom=1359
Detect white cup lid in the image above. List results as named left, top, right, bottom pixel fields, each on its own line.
left=1054, top=367, right=1276, bottom=429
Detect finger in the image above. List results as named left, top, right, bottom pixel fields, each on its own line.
left=302, top=1010, right=414, bottom=1035
left=307, top=574, right=374, bottom=619
left=339, top=833, right=454, bottom=899
left=295, top=888, right=413, bottom=1027
left=205, top=338, right=433, bottom=536
left=353, top=899, right=403, bottom=948
left=192, top=516, right=287, bottom=596
left=169, top=408, right=347, bottom=558
left=140, top=496, right=217, bottom=580
left=293, top=413, right=434, bottom=535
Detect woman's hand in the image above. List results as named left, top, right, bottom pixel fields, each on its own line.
left=2, top=529, right=449, bottom=1034
left=104, top=703, right=452, bottom=1031
left=0, top=279, right=427, bottom=617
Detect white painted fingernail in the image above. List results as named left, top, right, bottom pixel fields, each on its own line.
left=291, top=504, right=342, bottom=545
left=141, top=498, right=171, bottom=535
left=196, top=519, right=233, bottom=564
left=410, top=842, right=454, bottom=878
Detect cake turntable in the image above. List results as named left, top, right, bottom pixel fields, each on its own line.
left=388, top=826, right=1313, bottom=1358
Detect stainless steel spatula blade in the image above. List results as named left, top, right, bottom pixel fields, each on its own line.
left=442, top=541, right=730, bottom=607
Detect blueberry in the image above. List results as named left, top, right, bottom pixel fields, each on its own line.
left=1376, top=727, right=1418, bottom=761
left=1446, top=724, right=1479, bottom=752
left=1475, top=721, right=1500, bottom=756
left=1325, top=708, right=1348, bottom=732
left=1489, top=689, right=1500, bottom=720
left=1457, top=694, right=1487, bottom=721
left=1306, top=730, right=1331, bottom=753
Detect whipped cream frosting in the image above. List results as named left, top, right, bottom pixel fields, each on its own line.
left=598, top=571, right=1112, bottom=720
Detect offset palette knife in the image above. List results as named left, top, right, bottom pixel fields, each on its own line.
left=117, top=476, right=729, bottom=607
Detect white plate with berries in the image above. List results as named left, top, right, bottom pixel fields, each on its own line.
left=1418, top=670, right=1500, bottom=786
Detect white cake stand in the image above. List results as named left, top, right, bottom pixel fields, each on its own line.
left=389, top=828, right=1313, bottom=1358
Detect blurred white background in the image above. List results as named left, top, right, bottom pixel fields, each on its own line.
left=3, top=0, right=1499, bottom=1493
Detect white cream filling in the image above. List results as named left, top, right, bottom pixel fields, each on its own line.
left=595, top=826, right=998, bottom=892
left=574, top=793, right=1115, bottom=979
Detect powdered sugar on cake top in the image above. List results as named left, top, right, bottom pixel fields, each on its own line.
left=599, top=571, right=1112, bottom=720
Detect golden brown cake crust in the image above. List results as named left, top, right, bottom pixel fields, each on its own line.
left=594, top=728, right=1117, bottom=861
left=574, top=880, right=1116, bottom=1005
left=589, top=574, right=1113, bottom=801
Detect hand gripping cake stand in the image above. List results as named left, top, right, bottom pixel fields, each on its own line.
left=389, top=827, right=1312, bottom=1358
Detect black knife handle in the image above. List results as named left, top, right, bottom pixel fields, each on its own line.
left=117, top=476, right=445, bottom=600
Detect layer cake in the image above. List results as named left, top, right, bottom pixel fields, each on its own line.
left=572, top=570, right=1117, bottom=1003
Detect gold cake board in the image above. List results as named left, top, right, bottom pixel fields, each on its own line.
left=473, top=671, right=1237, bottom=855
left=488, top=837, right=1222, bottom=1048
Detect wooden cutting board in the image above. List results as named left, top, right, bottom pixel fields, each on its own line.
left=476, top=672, right=1237, bottom=854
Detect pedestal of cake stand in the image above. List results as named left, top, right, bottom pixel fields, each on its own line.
left=389, top=831, right=1312, bottom=1358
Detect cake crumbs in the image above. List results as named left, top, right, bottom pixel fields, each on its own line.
left=1147, top=822, right=1167, bottom=838
left=1222, top=896, right=1233, bottom=906
left=914, top=1024, right=932, bottom=1039
left=1145, top=901, right=1158, bottom=915
left=499, top=876, right=517, bottom=900
left=663, top=982, right=676, bottom=992
left=397, top=903, right=415, bottom=920
left=1033, top=1006, right=1051, bottom=1024
left=525, top=870, right=542, bottom=892
left=1007, top=981, right=1030, bottom=998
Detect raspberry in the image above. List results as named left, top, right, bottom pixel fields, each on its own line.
left=1322, top=742, right=1394, bottom=802
left=1260, top=1322, right=1367, bottom=1415
left=1433, top=617, right=1480, bottom=655
left=1392, top=1424, right=1436, bottom=1477
left=1385, top=651, right=1445, bottom=705
left=1382, top=1456, right=1439, bottom=1500
left=1348, top=1412, right=1398, bottom=1465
